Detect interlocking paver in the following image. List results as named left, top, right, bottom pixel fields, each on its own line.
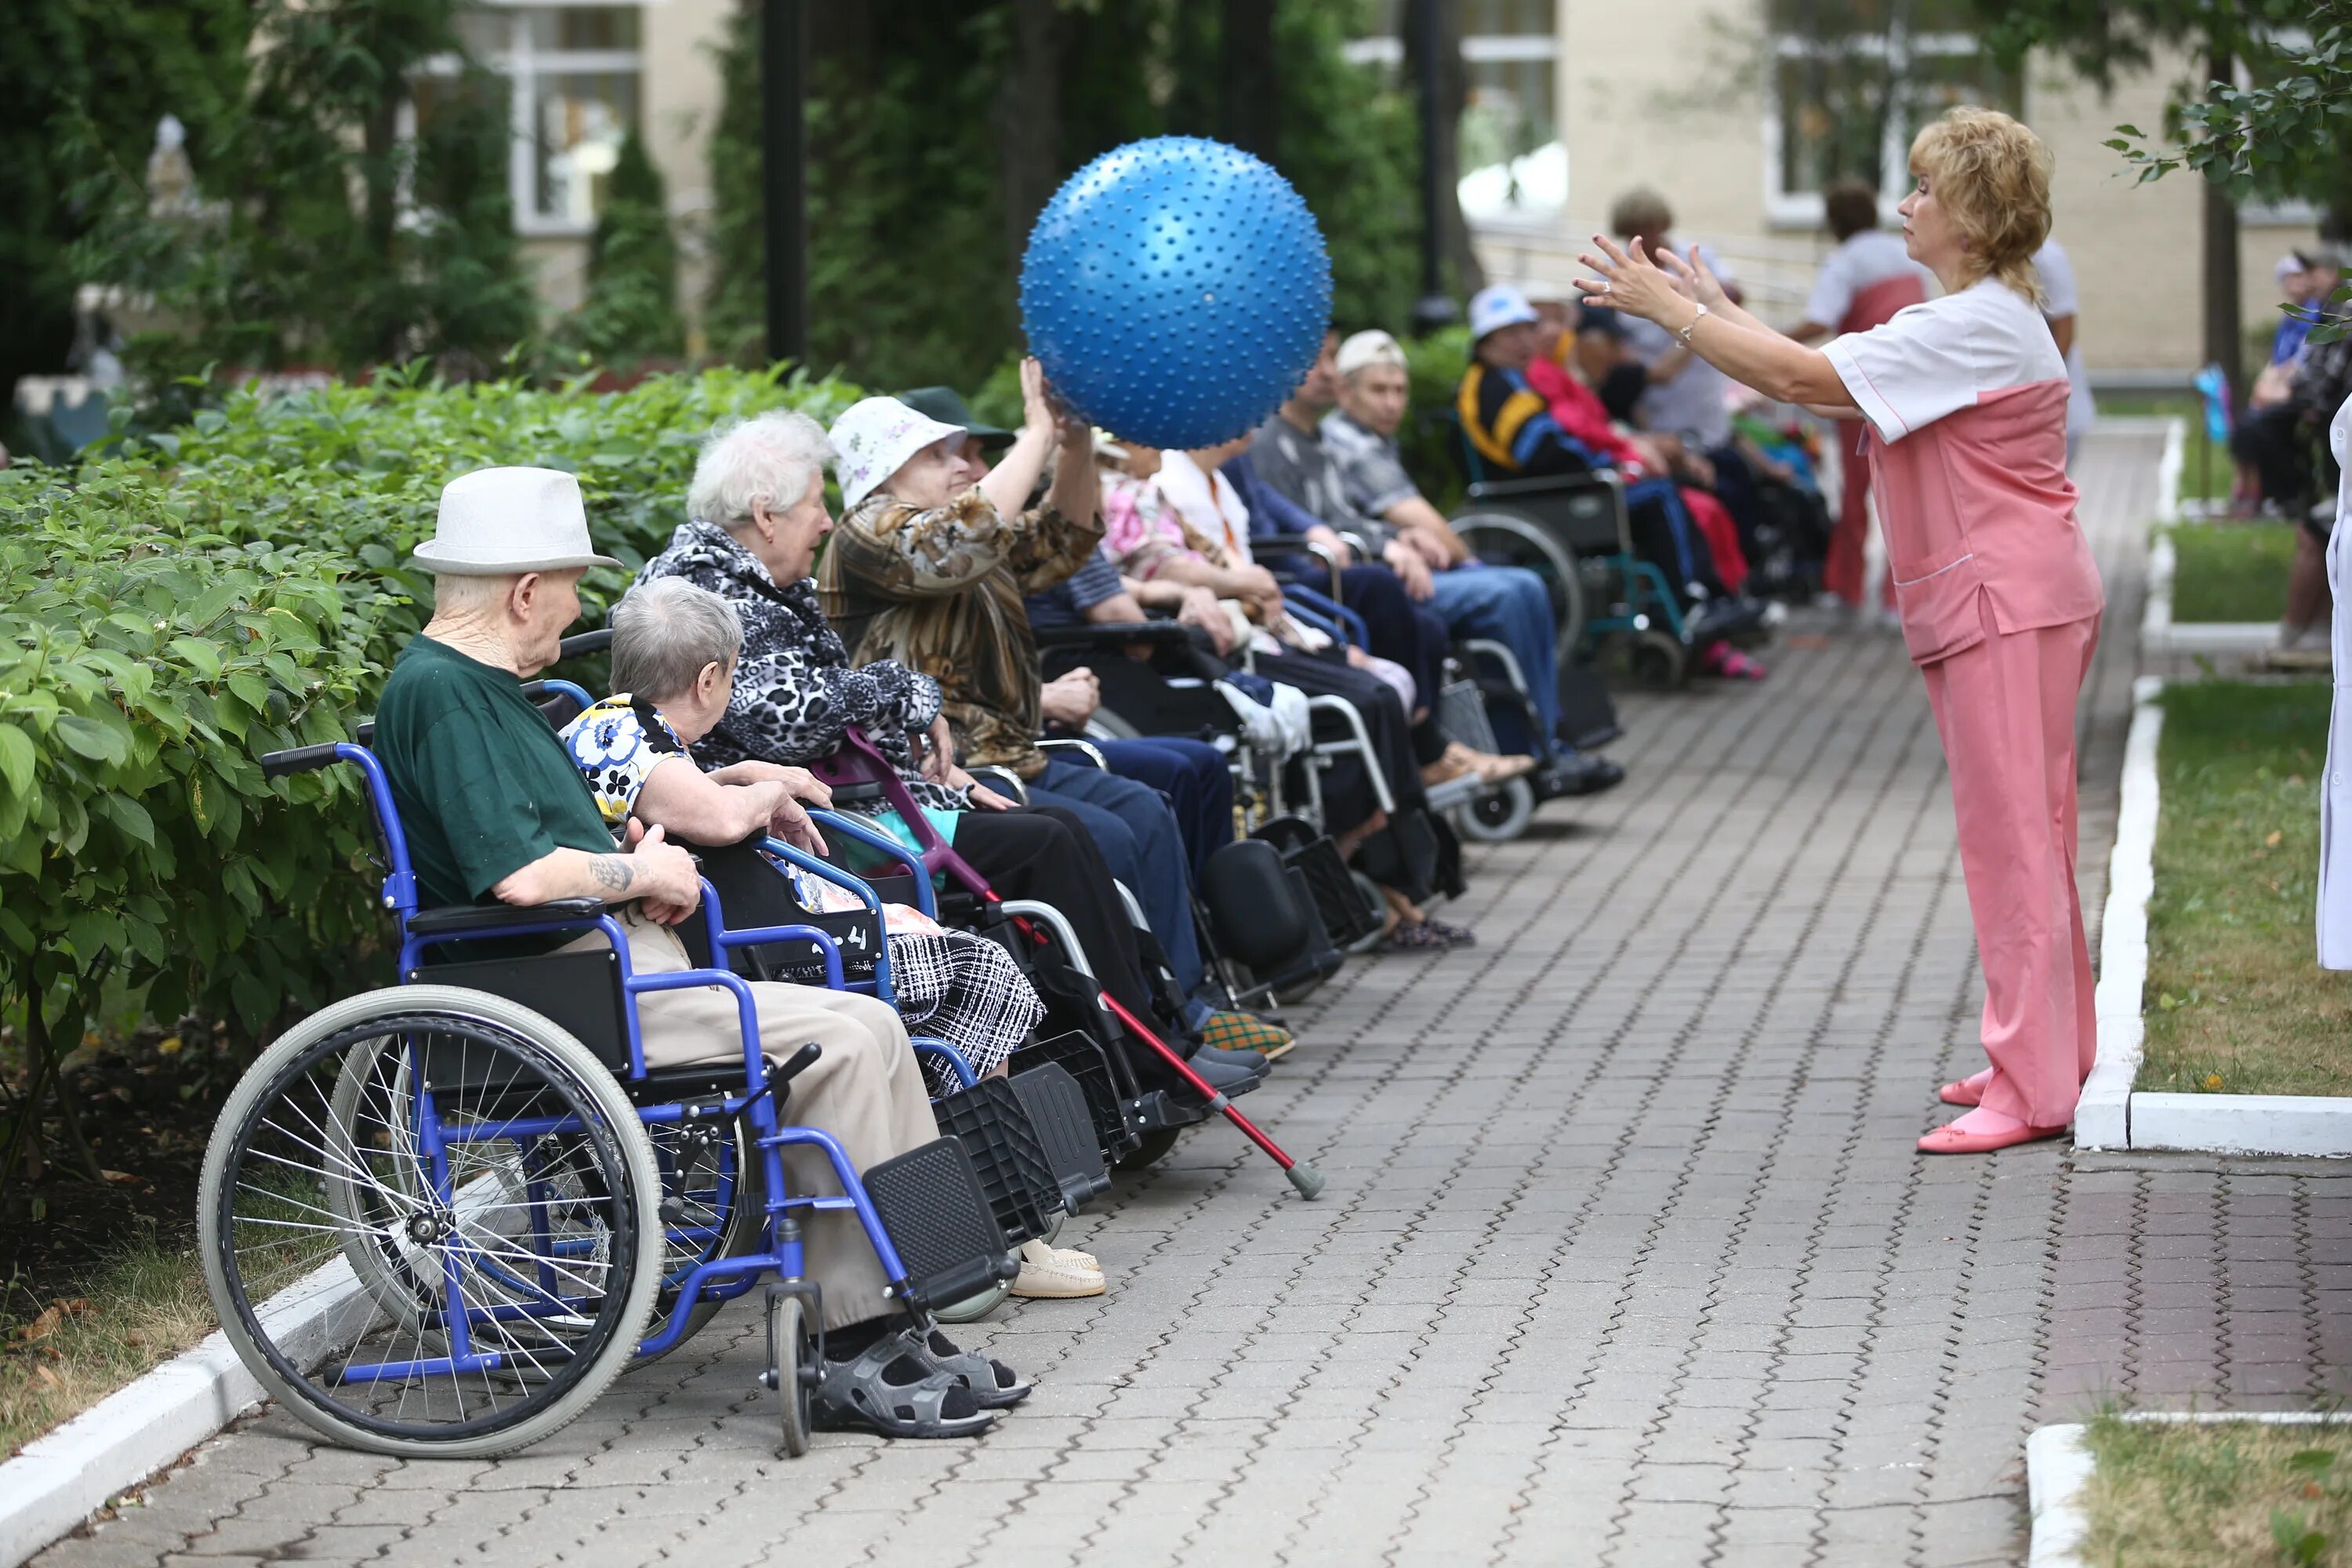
left=38, top=428, right=2352, bottom=1568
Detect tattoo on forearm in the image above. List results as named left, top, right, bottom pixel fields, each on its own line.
left=590, top=856, right=634, bottom=893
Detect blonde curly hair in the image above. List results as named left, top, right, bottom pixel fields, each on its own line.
left=1907, top=107, right=2053, bottom=305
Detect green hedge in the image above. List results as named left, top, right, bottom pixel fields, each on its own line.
left=0, top=365, right=862, bottom=1045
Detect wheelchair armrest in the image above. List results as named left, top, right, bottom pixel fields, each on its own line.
left=970, top=765, right=1028, bottom=803
left=408, top=898, right=607, bottom=937
left=1033, top=620, right=1195, bottom=650
left=1465, top=470, right=1623, bottom=503
left=1034, top=738, right=1108, bottom=771
left=1249, top=532, right=1324, bottom=556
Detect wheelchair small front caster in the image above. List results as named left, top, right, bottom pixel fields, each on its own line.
left=768, top=1292, right=814, bottom=1457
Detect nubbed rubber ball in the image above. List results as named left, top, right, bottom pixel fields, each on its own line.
left=1019, top=136, right=1334, bottom=452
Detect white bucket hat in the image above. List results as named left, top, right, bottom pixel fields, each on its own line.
left=1467, top=285, right=1541, bottom=342
left=412, top=466, right=620, bottom=576
left=828, top=397, right=969, bottom=510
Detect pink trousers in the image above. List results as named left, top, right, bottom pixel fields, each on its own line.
left=1918, top=596, right=2101, bottom=1127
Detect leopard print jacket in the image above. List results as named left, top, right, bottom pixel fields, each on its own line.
left=635, top=520, right=969, bottom=812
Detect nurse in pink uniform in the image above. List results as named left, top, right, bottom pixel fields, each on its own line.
left=1577, top=107, right=2104, bottom=1154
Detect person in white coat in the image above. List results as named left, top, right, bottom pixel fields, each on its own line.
left=2315, top=387, right=2352, bottom=967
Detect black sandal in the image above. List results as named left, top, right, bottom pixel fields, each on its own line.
left=919, top=1328, right=1032, bottom=1410
left=811, top=1328, right=996, bottom=1438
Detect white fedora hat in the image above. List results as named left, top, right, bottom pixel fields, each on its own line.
left=412, top=466, right=622, bottom=576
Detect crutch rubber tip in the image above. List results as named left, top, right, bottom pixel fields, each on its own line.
left=1287, top=1163, right=1327, bottom=1200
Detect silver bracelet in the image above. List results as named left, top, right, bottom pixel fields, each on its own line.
left=1676, top=303, right=1710, bottom=347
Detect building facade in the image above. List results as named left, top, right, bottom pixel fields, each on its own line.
left=470, top=0, right=2325, bottom=379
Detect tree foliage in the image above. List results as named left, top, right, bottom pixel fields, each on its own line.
left=704, top=0, right=1420, bottom=391
left=0, top=365, right=866, bottom=1069
left=67, top=0, right=535, bottom=383
left=562, top=130, right=687, bottom=364
left=1983, top=0, right=2352, bottom=223
left=0, top=0, right=251, bottom=439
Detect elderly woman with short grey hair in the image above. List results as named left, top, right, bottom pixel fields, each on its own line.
left=643, top=409, right=983, bottom=808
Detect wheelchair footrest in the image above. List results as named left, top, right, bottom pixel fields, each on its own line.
left=1011, top=1030, right=1138, bottom=1163
left=931, top=1079, right=1058, bottom=1245
left=1010, top=1063, right=1111, bottom=1214
left=861, top=1136, right=1011, bottom=1312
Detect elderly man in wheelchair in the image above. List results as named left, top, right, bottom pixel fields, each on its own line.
left=198, top=466, right=1041, bottom=1460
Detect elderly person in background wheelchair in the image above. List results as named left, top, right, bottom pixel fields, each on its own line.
left=635, top=407, right=1279, bottom=1091
left=1311, top=331, right=1624, bottom=795
left=373, top=465, right=1029, bottom=1436
left=558, top=575, right=1106, bottom=1301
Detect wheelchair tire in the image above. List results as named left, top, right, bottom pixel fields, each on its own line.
left=1455, top=778, right=1536, bottom=844
left=767, top=1291, right=815, bottom=1458
left=1114, top=1126, right=1185, bottom=1174
left=931, top=1262, right=1014, bottom=1324
left=1628, top=630, right=1688, bottom=690
left=201, top=985, right=665, bottom=1460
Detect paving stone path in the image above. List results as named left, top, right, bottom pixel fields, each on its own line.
left=39, top=428, right=2352, bottom=1568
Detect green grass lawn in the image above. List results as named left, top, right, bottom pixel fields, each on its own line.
left=2140, top=681, right=2352, bottom=1098
left=2081, top=1414, right=2352, bottom=1567
left=2167, top=521, right=2296, bottom=623
left=2099, top=390, right=2230, bottom=504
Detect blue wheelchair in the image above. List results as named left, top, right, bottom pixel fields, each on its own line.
left=198, top=700, right=1100, bottom=1460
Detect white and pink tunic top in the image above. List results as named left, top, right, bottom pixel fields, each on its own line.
left=1824, top=278, right=2106, bottom=665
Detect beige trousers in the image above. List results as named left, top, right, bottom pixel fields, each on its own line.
left=562, top=907, right=940, bottom=1327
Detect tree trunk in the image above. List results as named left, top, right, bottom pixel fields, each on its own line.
left=1403, top=0, right=1484, bottom=309
left=993, top=0, right=1065, bottom=281
left=2201, top=38, right=2243, bottom=412
left=1218, top=0, right=1279, bottom=161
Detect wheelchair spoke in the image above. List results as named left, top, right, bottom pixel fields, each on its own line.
left=206, top=1006, right=654, bottom=1451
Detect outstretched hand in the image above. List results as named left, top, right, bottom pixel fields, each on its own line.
left=1574, top=234, right=1692, bottom=329
left=1656, top=244, right=1730, bottom=310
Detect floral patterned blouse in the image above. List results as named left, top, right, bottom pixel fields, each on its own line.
left=818, top=487, right=1104, bottom=778
left=557, top=694, right=942, bottom=935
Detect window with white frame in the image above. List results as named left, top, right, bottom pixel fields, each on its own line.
left=443, top=2, right=644, bottom=236
left=1764, top=0, right=2019, bottom=229
left=1348, top=1, right=1562, bottom=213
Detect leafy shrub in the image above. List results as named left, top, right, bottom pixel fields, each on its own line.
left=0, top=364, right=863, bottom=1053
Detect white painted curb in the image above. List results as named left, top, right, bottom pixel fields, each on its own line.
left=0, top=1258, right=372, bottom=1568
left=2027, top=1424, right=2093, bottom=1567
left=2079, top=677, right=2162, bottom=1151
left=2081, top=677, right=2352, bottom=1156
left=2154, top=415, right=2184, bottom=527
left=2029, top=1413, right=2352, bottom=1568
left=2139, top=531, right=2174, bottom=654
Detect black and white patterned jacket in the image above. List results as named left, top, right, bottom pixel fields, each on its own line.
left=636, top=520, right=970, bottom=812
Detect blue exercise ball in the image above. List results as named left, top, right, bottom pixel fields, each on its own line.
left=1019, top=136, right=1333, bottom=452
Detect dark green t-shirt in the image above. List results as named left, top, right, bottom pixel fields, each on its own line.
left=373, top=634, right=619, bottom=909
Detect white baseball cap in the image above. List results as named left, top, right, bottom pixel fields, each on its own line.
left=1468, top=285, right=1541, bottom=342
left=412, top=466, right=620, bottom=576
left=827, top=396, right=971, bottom=510
left=2277, top=252, right=2312, bottom=283
left=1334, top=329, right=1408, bottom=378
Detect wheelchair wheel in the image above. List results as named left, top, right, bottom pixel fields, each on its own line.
left=200, top=985, right=664, bottom=1459
left=633, top=1117, right=764, bottom=1368
left=1453, top=511, right=1585, bottom=662
left=1628, top=630, right=1689, bottom=690
left=1115, top=1126, right=1185, bottom=1173
left=1455, top=778, right=1536, bottom=843
left=766, top=1291, right=815, bottom=1457
left=932, top=1260, right=1014, bottom=1324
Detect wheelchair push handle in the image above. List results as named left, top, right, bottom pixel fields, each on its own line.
left=559, top=627, right=613, bottom=659
left=260, top=742, right=347, bottom=778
